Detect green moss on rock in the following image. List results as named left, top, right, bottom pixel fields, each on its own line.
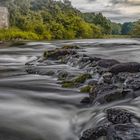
left=62, top=81, right=75, bottom=88
left=62, top=74, right=92, bottom=88
left=80, top=85, right=92, bottom=93
left=74, top=74, right=92, bottom=83
left=43, top=48, right=76, bottom=60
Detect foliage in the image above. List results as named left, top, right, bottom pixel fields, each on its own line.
left=111, top=22, right=122, bottom=35
left=0, top=28, right=42, bottom=41
left=131, top=20, right=140, bottom=37
left=0, top=0, right=139, bottom=40
left=83, top=13, right=112, bottom=34
left=121, top=22, right=134, bottom=35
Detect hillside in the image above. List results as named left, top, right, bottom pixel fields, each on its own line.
left=0, top=0, right=139, bottom=40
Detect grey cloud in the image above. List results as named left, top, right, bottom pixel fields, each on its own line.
left=110, top=0, right=140, bottom=6
left=69, top=0, right=140, bottom=23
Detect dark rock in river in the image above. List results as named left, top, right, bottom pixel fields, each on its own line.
left=97, top=59, right=120, bottom=68
left=109, top=62, right=140, bottom=74
left=80, top=97, right=91, bottom=104
left=107, top=124, right=140, bottom=140
left=107, top=108, right=133, bottom=124
left=80, top=125, right=107, bottom=140
left=94, top=88, right=134, bottom=104
left=80, top=108, right=140, bottom=140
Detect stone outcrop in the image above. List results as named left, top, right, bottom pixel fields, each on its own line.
left=0, top=7, right=9, bottom=28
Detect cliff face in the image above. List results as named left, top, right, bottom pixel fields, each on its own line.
left=0, top=7, right=9, bottom=28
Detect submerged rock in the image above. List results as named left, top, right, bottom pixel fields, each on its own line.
left=107, top=124, right=140, bottom=140
left=80, top=97, right=91, bottom=104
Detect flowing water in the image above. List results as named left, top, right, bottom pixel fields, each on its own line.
left=0, top=39, right=140, bottom=140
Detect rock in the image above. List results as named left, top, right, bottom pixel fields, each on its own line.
left=109, top=62, right=140, bottom=74
left=57, top=70, right=69, bottom=80
left=125, top=78, right=140, bottom=91
left=102, top=72, right=113, bottom=84
left=80, top=97, right=91, bottom=104
left=89, top=84, right=117, bottom=103
left=80, top=126, right=107, bottom=140
left=62, top=45, right=80, bottom=49
left=106, top=108, right=133, bottom=124
left=80, top=86, right=92, bottom=93
left=97, top=59, right=120, bottom=68
left=95, top=88, right=134, bottom=104
left=74, top=74, right=92, bottom=84
left=44, top=48, right=76, bottom=60
left=107, top=124, right=140, bottom=140
left=88, top=79, right=98, bottom=86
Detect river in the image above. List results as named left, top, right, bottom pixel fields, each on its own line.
left=0, top=39, right=140, bottom=140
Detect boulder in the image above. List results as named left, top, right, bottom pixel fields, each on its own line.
left=97, top=59, right=120, bottom=68
left=106, top=108, right=133, bottom=124
left=109, top=62, right=140, bottom=74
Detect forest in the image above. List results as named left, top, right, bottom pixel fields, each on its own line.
left=0, top=0, right=139, bottom=40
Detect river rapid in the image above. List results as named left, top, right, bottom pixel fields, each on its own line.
left=0, top=39, right=140, bottom=140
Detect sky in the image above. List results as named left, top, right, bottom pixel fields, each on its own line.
left=68, top=0, right=140, bottom=23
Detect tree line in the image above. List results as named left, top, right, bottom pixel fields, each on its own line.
left=0, top=0, right=139, bottom=40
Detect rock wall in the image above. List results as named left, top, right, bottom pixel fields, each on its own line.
left=0, top=7, right=9, bottom=28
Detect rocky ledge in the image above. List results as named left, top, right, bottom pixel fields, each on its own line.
left=25, top=45, right=140, bottom=140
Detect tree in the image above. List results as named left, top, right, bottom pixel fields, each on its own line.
left=131, top=20, right=140, bottom=37
left=121, top=22, right=134, bottom=35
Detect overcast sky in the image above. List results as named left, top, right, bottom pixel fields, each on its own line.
left=68, top=0, right=140, bottom=23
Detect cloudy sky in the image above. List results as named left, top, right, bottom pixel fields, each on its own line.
left=68, top=0, right=140, bottom=23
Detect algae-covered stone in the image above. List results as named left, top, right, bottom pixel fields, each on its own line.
left=62, top=74, right=92, bottom=88
left=74, top=74, right=92, bottom=84
left=61, top=81, right=75, bottom=88
left=43, top=48, right=76, bottom=60
left=80, top=86, right=92, bottom=93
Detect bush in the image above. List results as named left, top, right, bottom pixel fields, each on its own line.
left=0, top=28, right=52, bottom=41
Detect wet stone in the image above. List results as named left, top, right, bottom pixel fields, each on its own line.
left=109, top=62, right=140, bottom=74
left=107, top=124, right=140, bottom=140
left=80, top=97, right=91, bottom=104
left=106, top=108, right=133, bottom=124
left=97, top=59, right=120, bottom=68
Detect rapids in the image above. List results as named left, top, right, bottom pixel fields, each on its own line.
left=0, top=39, right=140, bottom=140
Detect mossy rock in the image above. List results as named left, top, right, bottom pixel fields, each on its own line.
left=104, top=90, right=127, bottom=103
left=61, top=74, right=92, bottom=88
left=62, top=81, right=75, bottom=88
left=62, top=45, right=80, bottom=49
left=43, top=48, right=76, bottom=60
left=74, top=74, right=92, bottom=84
left=80, top=86, right=92, bottom=93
